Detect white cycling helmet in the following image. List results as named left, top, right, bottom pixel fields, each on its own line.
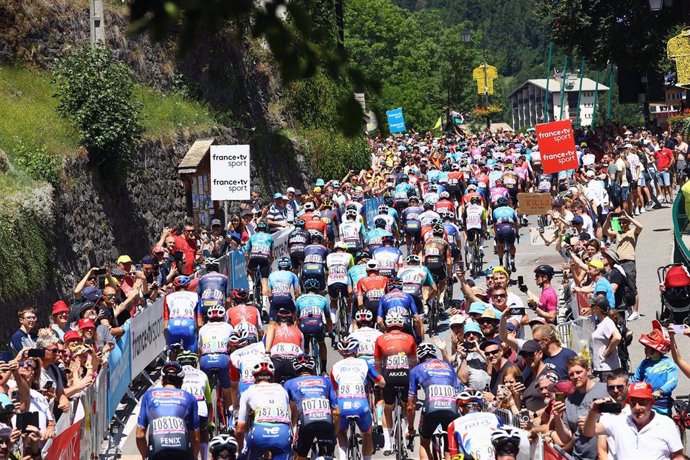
left=385, top=311, right=405, bottom=328
left=366, top=260, right=379, bottom=271
left=209, top=434, right=238, bottom=455
left=207, top=305, right=226, bottom=319
left=334, top=241, right=348, bottom=251
left=490, top=426, right=522, bottom=447
left=355, top=309, right=374, bottom=324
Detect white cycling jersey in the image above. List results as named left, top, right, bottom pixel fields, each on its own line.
left=237, top=382, right=291, bottom=425
left=198, top=322, right=233, bottom=355
left=349, top=327, right=382, bottom=359
left=230, top=342, right=267, bottom=395
left=419, top=210, right=441, bottom=227
left=326, top=252, right=354, bottom=286
left=181, top=365, right=211, bottom=417
left=464, top=204, right=486, bottom=231
left=164, top=291, right=199, bottom=320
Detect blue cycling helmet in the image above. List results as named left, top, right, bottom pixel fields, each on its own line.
left=496, top=197, right=509, bottom=207
left=304, top=278, right=321, bottom=291
left=256, top=221, right=269, bottom=232
left=277, top=257, right=292, bottom=270
left=173, top=275, right=191, bottom=288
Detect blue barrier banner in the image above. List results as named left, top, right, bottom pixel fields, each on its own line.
left=364, top=196, right=383, bottom=230
left=107, top=323, right=132, bottom=421
left=386, top=108, right=406, bottom=133
left=230, top=250, right=249, bottom=290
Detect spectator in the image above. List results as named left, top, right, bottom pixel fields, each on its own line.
left=10, top=354, right=55, bottom=451
left=552, top=356, right=608, bottom=460
left=496, top=366, right=525, bottom=416
left=174, top=222, right=201, bottom=275
left=656, top=140, right=675, bottom=203
left=603, top=210, right=642, bottom=320
left=49, top=301, right=71, bottom=340
left=478, top=310, right=500, bottom=341
left=35, top=335, right=70, bottom=413
left=589, top=297, right=621, bottom=381
left=595, top=371, right=630, bottom=460
left=531, top=325, right=577, bottom=381
left=457, top=321, right=490, bottom=391
left=10, top=308, right=38, bottom=356
left=0, top=423, right=20, bottom=460
left=583, top=382, right=683, bottom=460
left=481, top=338, right=516, bottom=397
left=73, top=267, right=109, bottom=301
left=517, top=340, right=554, bottom=412
left=267, top=193, right=290, bottom=232
left=574, top=260, right=615, bottom=310
left=528, top=265, right=558, bottom=324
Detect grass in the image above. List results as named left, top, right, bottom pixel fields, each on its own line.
left=0, top=65, right=217, bottom=164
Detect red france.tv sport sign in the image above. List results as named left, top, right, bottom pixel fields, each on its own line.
left=535, top=119, right=578, bottom=174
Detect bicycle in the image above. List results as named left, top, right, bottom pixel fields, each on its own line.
left=346, top=415, right=362, bottom=460
left=392, top=386, right=411, bottom=460
left=305, top=332, right=321, bottom=375
left=427, top=273, right=443, bottom=334
left=336, top=290, right=350, bottom=344
left=207, top=365, right=228, bottom=435
left=465, top=237, right=484, bottom=279
left=672, top=395, right=690, bottom=451
left=309, top=436, right=335, bottom=460
left=429, top=425, right=446, bottom=460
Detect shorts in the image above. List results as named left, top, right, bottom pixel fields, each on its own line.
left=150, top=449, right=194, bottom=460
left=248, top=257, right=270, bottom=278
left=295, top=421, right=336, bottom=457
left=450, top=243, right=460, bottom=259
left=495, top=226, right=516, bottom=245
left=200, top=415, right=208, bottom=431
left=338, top=400, right=372, bottom=432
left=242, top=424, right=292, bottom=460
left=300, top=322, right=326, bottom=341
left=428, top=265, right=447, bottom=282
left=271, top=356, right=296, bottom=384
left=328, top=282, right=349, bottom=299
left=383, top=382, right=409, bottom=405
left=200, top=353, right=231, bottom=389
left=658, top=170, right=671, bottom=187
left=620, top=260, right=637, bottom=294
left=167, top=322, right=198, bottom=353
left=418, top=409, right=457, bottom=440
left=621, top=186, right=629, bottom=201
left=269, top=299, right=295, bottom=321
left=466, top=228, right=483, bottom=243
left=404, top=222, right=422, bottom=237
left=289, top=252, right=305, bottom=268
left=638, top=175, right=646, bottom=187
left=302, top=267, right=326, bottom=291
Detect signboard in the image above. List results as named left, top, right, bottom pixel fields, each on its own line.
left=130, top=301, right=166, bottom=377
left=46, top=419, right=82, bottom=460
left=535, top=120, right=578, bottom=174
left=210, top=145, right=251, bottom=200
left=530, top=224, right=557, bottom=246
left=230, top=250, right=249, bottom=290
left=386, top=108, right=407, bottom=133
left=517, top=193, right=552, bottom=215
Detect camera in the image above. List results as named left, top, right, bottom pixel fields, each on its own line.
left=519, top=410, right=531, bottom=424
left=599, top=402, right=622, bottom=414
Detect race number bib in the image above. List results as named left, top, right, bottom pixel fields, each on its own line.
left=339, top=382, right=366, bottom=398
left=270, top=343, right=302, bottom=356
left=301, top=397, right=331, bottom=421
left=255, top=405, right=291, bottom=424
left=386, top=354, right=409, bottom=370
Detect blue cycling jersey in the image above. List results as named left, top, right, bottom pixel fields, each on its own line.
left=394, top=183, right=414, bottom=200
left=377, top=289, right=417, bottom=321
left=284, top=375, right=338, bottom=426
left=245, top=233, right=274, bottom=259
left=303, top=244, right=329, bottom=266
left=348, top=265, right=368, bottom=289
left=408, top=359, right=461, bottom=414
left=366, top=228, right=393, bottom=252
left=492, top=206, right=517, bottom=223
left=632, top=355, right=679, bottom=415
left=268, top=270, right=300, bottom=304
left=196, top=272, right=230, bottom=314
left=137, top=387, right=199, bottom=459
left=427, top=170, right=441, bottom=183
left=295, top=293, right=330, bottom=333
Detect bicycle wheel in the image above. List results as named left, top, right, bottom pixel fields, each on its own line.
left=311, top=335, right=321, bottom=374
left=394, top=393, right=406, bottom=460
left=339, top=293, right=349, bottom=335
left=254, top=269, right=262, bottom=305
left=347, top=419, right=361, bottom=460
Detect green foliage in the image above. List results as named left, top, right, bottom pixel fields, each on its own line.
left=53, top=45, right=144, bottom=167
left=284, top=70, right=352, bottom=129
left=293, top=128, right=370, bottom=179
left=12, top=138, right=61, bottom=185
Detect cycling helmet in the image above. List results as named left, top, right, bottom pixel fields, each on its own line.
left=432, top=225, right=445, bottom=237
left=345, top=209, right=358, bottom=218
left=275, top=308, right=294, bottom=324
left=430, top=185, right=439, bottom=192
left=423, top=202, right=433, bottom=210
left=451, top=163, right=460, bottom=170
left=334, top=241, right=348, bottom=251
left=229, top=329, right=250, bottom=346
left=417, top=342, right=437, bottom=361
left=205, top=259, right=220, bottom=271
left=490, top=426, right=522, bottom=449
left=409, top=196, right=419, bottom=203
left=406, top=254, right=420, bottom=264
left=430, top=218, right=441, bottom=226
left=534, top=264, right=555, bottom=279
left=470, top=196, right=481, bottom=205
left=355, top=309, right=374, bottom=324
left=355, top=251, right=371, bottom=263
left=440, top=191, right=450, bottom=199
left=277, top=257, right=292, bottom=270
left=323, top=201, right=333, bottom=208
left=231, top=288, right=249, bottom=303
left=207, top=305, right=226, bottom=319
left=310, top=232, right=324, bottom=243
left=173, top=275, right=191, bottom=288
left=381, top=235, right=394, bottom=245
left=401, top=174, right=409, bottom=181
left=456, top=389, right=483, bottom=405
left=384, top=197, right=394, bottom=206
left=303, top=278, right=321, bottom=291
left=294, top=218, right=305, bottom=227
left=293, top=354, right=317, bottom=374
left=374, top=217, right=387, bottom=229
left=177, top=350, right=199, bottom=367
left=162, top=361, right=185, bottom=380
left=366, top=260, right=380, bottom=271
left=466, top=184, right=478, bottom=192
left=385, top=311, right=405, bottom=329
left=378, top=205, right=389, bottom=213
left=256, top=221, right=269, bottom=232
left=252, top=358, right=275, bottom=377
left=337, top=336, right=359, bottom=354
left=312, top=211, right=322, bottom=218
left=387, top=276, right=403, bottom=291
left=496, top=197, right=509, bottom=207
left=346, top=203, right=358, bottom=211
left=209, top=434, right=238, bottom=456
left=468, top=178, right=479, bottom=186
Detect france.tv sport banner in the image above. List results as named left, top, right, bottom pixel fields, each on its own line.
left=210, top=145, right=251, bottom=200
left=386, top=108, right=406, bottom=133
left=535, top=119, right=578, bottom=174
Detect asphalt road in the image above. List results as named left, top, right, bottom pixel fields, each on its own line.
left=118, top=203, right=681, bottom=459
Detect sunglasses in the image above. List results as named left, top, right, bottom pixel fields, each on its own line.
left=478, top=319, right=496, bottom=324
left=493, top=293, right=507, bottom=299
left=46, top=347, right=59, bottom=353
left=607, top=385, right=625, bottom=391
left=19, top=361, right=34, bottom=369
left=23, top=316, right=36, bottom=320
left=485, top=349, right=501, bottom=356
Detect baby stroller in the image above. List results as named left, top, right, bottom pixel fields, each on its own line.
left=657, top=264, right=690, bottom=326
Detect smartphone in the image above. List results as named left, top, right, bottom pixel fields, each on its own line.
left=510, top=307, right=526, bottom=316
left=135, top=264, right=142, bottom=272
left=514, top=376, right=524, bottom=385
left=599, top=402, right=622, bottom=414
left=27, top=349, right=45, bottom=359
left=16, top=412, right=39, bottom=432
left=519, top=409, right=531, bottom=424
left=519, top=284, right=529, bottom=293
left=671, top=324, right=685, bottom=334
left=517, top=276, right=524, bottom=286
left=555, top=392, right=566, bottom=403
left=97, top=268, right=107, bottom=276
left=0, top=350, right=12, bottom=363
left=462, top=341, right=474, bottom=351
left=10, top=389, right=18, bottom=401
left=43, top=380, right=54, bottom=391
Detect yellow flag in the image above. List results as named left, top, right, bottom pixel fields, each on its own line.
left=433, top=116, right=442, bottom=130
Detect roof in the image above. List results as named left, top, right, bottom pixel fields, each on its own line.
left=508, top=78, right=610, bottom=98
left=178, top=137, right=215, bottom=174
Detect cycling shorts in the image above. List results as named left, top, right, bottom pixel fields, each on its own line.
left=150, top=449, right=194, bottom=460
left=269, top=298, right=295, bottom=320
left=271, top=356, right=296, bottom=384
left=200, top=353, right=231, bottom=389
left=295, top=421, right=336, bottom=457
left=418, top=409, right=457, bottom=440
left=167, top=325, right=198, bottom=353
left=328, top=282, right=349, bottom=300
left=301, top=326, right=326, bottom=342
left=465, top=228, right=482, bottom=243
left=242, top=423, right=292, bottom=460
left=383, top=382, right=409, bottom=405
left=326, top=226, right=335, bottom=242
left=428, top=265, right=447, bottom=282
left=338, top=399, right=372, bottom=432
left=289, top=252, right=305, bottom=268
left=449, top=243, right=460, bottom=259
left=495, top=223, right=516, bottom=245
left=404, top=221, right=422, bottom=236
left=248, top=257, right=270, bottom=278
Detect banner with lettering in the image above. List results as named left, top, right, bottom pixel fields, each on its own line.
left=107, top=323, right=132, bottom=421
left=130, top=300, right=166, bottom=377
left=230, top=250, right=249, bottom=290
left=535, top=120, right=578, bottom=174
left=46, top=419, right=82, bottom=460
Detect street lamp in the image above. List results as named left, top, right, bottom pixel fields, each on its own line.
left=649, top=0, right=663, bottom=11
left=461, top=28, right=471, bottom=44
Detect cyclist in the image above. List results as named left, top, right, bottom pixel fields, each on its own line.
left=447, top=390, right=503, bottom=460
left=320, top=201, right=339, bottom=245
left=326, top=241, right=355, bottom=317
left=376, top=205, right=398, bottom=238
left=267, top=257, right=301, bottom=320
left=244, top=221, right=274, bottom=307
left=265, top=309, right=304, bottom=384
left=422, top=225, right=452, bottom=305
left=434, top=191, right=455, bottom=216
left=287, top=219, right=310, bottom=273
left=492, top=197, right=519, bottom=272
left=489, top=178, right=510, bottom=210
left=209, top=434, right=238, bottom=460
left=302, top=232, right=329, bottom=293
left=136, top=362, right=200, bottom=460
left=423, top=184, right=440, bottom=205
left=441, top=211, right=463, bottom=274
left=401, top=196, right=424, bottom=254
left=407, top=343, right=460, bottom=460
left=227, top=288, right=263, bottom=343
left=461, top=182, right=484, bottom=208
left=229, top=329, right=266, bottom=410
left=340, top=209, right=367, bottom=254
left=375, top=311, right=417, bottom=455
left=393, top=174, right=415, bottom=214
left=419, top=202, right=441, bottom=228
left=164, top=275, right=199, bottom=352
left=284, top=354, right=339, bottom=460
left=372, top=235, right=403, bottom=279
left=197, top=259, right=231, bottom=325
left=305, top=212, right=328, bottom=243
left=366, top=218, right=393, bottom=253
left=463, top=195, right=488, bottom=268
left=236, top=359, right=292, bottom=460
left=199, top=305, right=234, bottom=416
left=446, top=163, right=465, bottom=201
left=377, top=277, right=423, bottom=341
left=349, top=310, right=383, bottom=366
left=398, top=255, right=437, bottom=318
left=295, top=278, right=332, bottom=372
left=178, top=351, right=212, bottom=459
left=330, top=337, right=386, bottom=460
left=490, top=427, right=523, bottom=460
left=356, top=260, right=390, bottom=322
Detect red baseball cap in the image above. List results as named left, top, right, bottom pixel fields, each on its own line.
left=77, top=319, right=96, bottom=330
left=627, top=382, right=654, bottom=401
left=52, top=300, right=70, bottom=315
left=63, top=330, right=82, bottom=343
